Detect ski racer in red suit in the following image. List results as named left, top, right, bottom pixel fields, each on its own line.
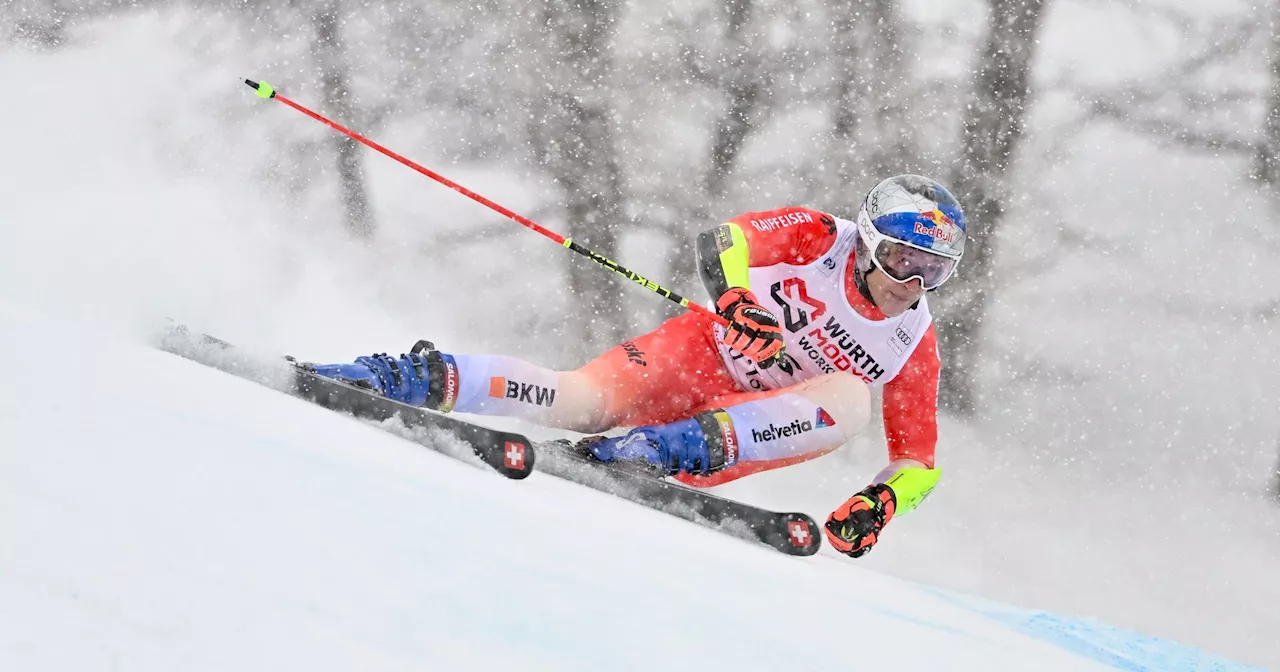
left=309, top=175, right=967, bottom=558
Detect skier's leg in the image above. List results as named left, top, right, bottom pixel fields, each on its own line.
left=572, top=310, right=741, bottom=429
left=305, top=311, right=737, bottom=433
left=307, top=345, right=610, bottom=431
left=582, top=372, right=873, bottom=484
left=671, top=373, right=872, bottom=486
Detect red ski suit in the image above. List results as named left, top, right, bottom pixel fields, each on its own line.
left=577, top=207, right=940, bottom=487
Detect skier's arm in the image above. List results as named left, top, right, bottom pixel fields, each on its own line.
left=877, top=324, right=942, bottom=514
left=823, top=326, right=942, bottom=558
left=694, top=207, right=839, bottom=298
left=692, top=207, right=836, bottom=365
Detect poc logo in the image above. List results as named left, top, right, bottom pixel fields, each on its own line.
left=489, top=377, right=557, bottom=407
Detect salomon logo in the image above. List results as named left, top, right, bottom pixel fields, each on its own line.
left=440, top=355, right=460, bottom=413
left=714, top=411, right=738, bottom=465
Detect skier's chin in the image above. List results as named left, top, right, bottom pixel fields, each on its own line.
left=866, top=270, right=924, bottom=316
left=873, top=285, right=921, bottom=317
left=878, top=298, right=911, bottom=317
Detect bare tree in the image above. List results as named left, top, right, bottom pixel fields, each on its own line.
left=527, top=0, right=628, bottom=353
left=934, top=0, right=1051, bottom=415
left=1068, top=3, right=1264, bottom=171
left=1255, top=2, right=1280, bottom=188
left=826, top=0, right=917, bottom=196
left=661, top=0, right=772, bottom=294
left=704, top=0, right=765, bottom=200
left=1275, top=434, right=1280, bottom=503
left=1253, top=2, right=1280, bottom=502
left=1060, top=8, right=1277, bottom=260
left=312, top=1, right=373, bottom=238
left=171, top=0, right=381, bottom=238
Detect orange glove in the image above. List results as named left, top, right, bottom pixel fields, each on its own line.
left=715, top=287, right=785, bottom=365
left=823, top=483, right=897, bottom=558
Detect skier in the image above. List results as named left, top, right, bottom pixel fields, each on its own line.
left=309, top=174, right=965, bottom=558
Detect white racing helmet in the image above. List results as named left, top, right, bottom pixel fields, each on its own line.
left=855, top=175, right=966, bottom=291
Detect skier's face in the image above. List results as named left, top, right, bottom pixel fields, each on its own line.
left=866, top=268, right=925, bottom=317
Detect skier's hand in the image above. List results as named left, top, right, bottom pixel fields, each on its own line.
left=823, top=483, right=897, bottom=558
left=716, top=288, right=785, bottom=366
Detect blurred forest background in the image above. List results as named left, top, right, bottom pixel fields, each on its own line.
left=2, top=0, right=1278, bottom=667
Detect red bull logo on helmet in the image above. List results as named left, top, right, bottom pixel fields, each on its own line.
left=912, top=210, right=959, bottom=243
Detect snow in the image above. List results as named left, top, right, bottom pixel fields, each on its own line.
left=2, top=4, right=1279, bottom=669
left=0, top=301, right=1261, bottom=671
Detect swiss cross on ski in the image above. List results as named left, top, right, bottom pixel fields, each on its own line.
left=504, top=441, right=527, bottom=470
left=788, top=521, right=812, bottom=548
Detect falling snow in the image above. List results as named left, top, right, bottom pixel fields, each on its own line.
left=1, top=0, right=1277, bottom=669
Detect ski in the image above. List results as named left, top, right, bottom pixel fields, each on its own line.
left=154, top=326, right=535, bottom=479
left=155, top=325, right=820, bottom=555
left=533, top=439, right=822, bottom=556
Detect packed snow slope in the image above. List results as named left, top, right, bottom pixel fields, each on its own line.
left=0, top=303, right=1261, bottom=672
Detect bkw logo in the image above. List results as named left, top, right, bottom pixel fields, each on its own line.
left=489, top=377, right=557, bottom=407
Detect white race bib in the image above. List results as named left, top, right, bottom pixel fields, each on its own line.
left=715, top=216, right=933, bottom=392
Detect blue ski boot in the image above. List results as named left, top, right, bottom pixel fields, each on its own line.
left=579, top=410, right=739, bottom=476
left=304, top=340, right=458, bottom=411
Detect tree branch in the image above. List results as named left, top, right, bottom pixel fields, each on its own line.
left=1089, top=100, right=1257, bottom=154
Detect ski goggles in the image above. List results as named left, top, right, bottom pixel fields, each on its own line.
left=871, top=239, right=959, bottom=290
left=857, top=210, right=961, bottom=290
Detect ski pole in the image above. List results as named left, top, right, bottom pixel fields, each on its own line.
left=243, top=79, right=730, bottom=328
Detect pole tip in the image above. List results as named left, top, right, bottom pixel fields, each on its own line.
left=243, top=79, right=276, bottom=99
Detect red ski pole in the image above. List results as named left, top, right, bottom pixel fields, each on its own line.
left=243, top=79, right=729, bottom=328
